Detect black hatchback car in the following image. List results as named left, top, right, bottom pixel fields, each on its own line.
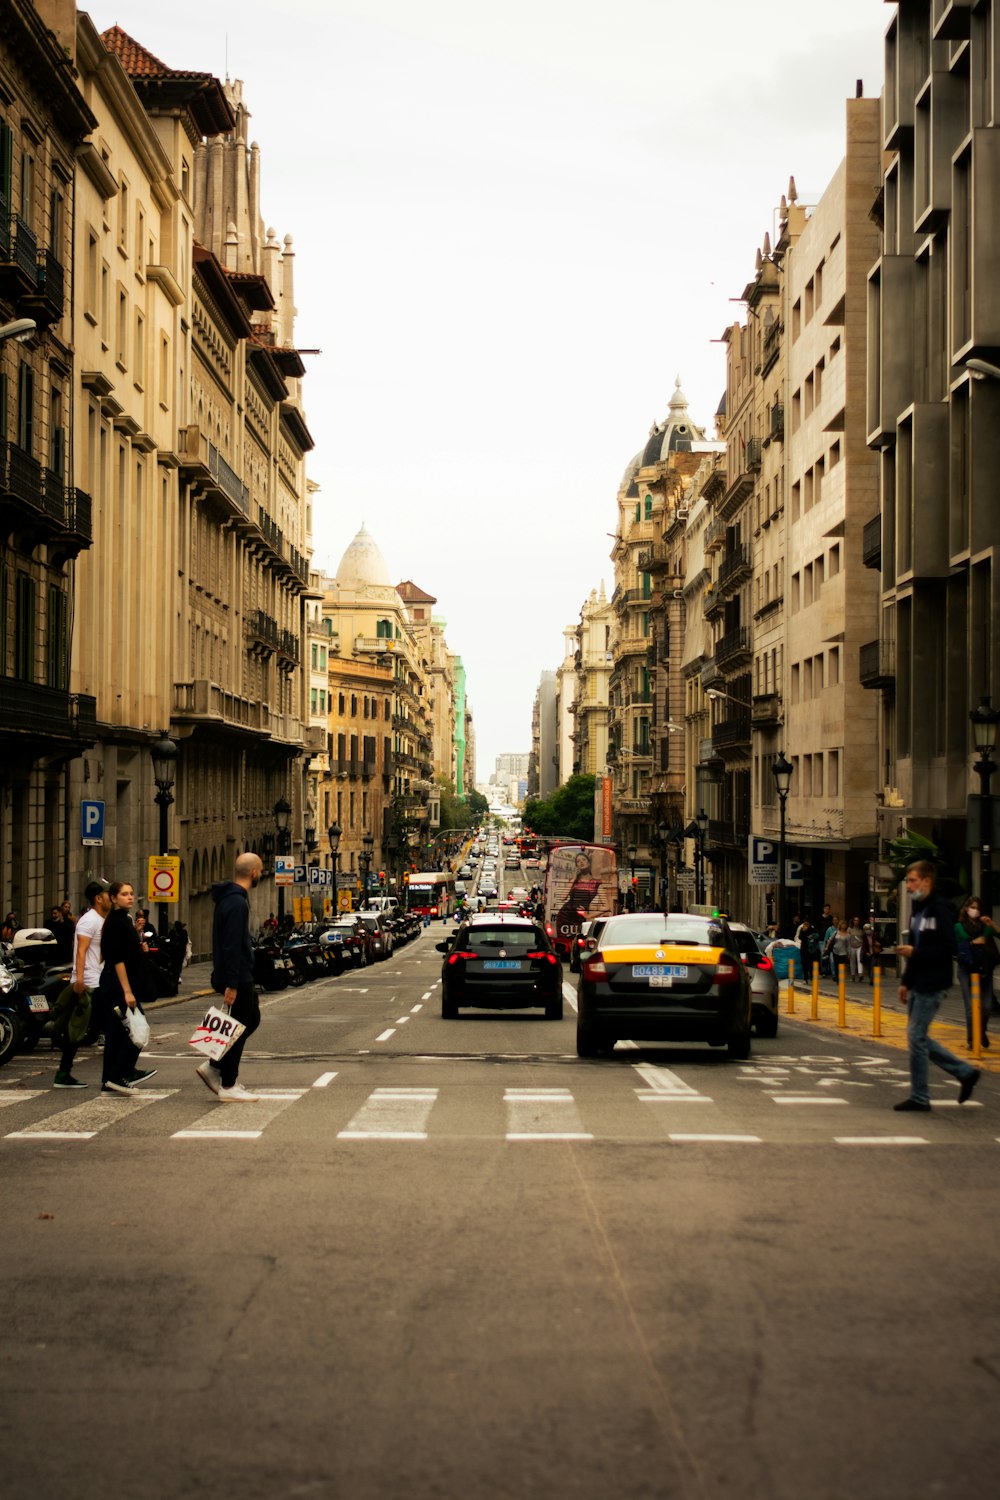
left=437, top=915, right=563, bottom=1020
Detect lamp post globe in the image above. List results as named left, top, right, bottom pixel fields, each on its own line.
left=772, top=752, right=794, bottom=936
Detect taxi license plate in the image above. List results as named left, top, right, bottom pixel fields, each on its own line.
left=483, top=960, right=522, bottom=971
left=632, top=964, right=688, bottom=980
left=28, top=994, right=50, bottom=1013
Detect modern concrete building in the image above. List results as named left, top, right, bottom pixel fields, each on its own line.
left=529, top=669, right=559, bottom=801
left=867, top=1, right=1000, bottom=910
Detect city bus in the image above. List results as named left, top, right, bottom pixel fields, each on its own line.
left=404, top=871, right=457, bottom=918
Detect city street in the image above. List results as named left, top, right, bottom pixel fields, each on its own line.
left=4, top=894, right=1000, bottom=1499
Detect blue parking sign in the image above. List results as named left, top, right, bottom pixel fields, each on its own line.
left=81, top=800, right=105, bottom=846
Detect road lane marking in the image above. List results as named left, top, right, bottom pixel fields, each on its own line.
left=504, top=1087, right=592, bottom=1141
left=0, top=1091, right=45, bottom=1109
left=410, top=1003, right=423, bottom=1013
left=668, top=1134, right=762, bottom=1143
left=632, top=1064, right=705, bottom=1098
left=7, top=1090, right=175, bottom=1139
left=313, top=1072, right=338, bottom=1088
left=421, top=992, right=432, bottom=1000
left=172, top=1090, right=306, bottom=1140
left=835, top=1137, right=929, bottom=1146
left=338, top=1087, right=438, bottom=1139
left=772, top=1097, right=849, bottom=1106
left=375, top=1029, right=396, bottom=1042
left=562, top=982, right=578, bottom=1012
left=927, top=1100, right=983, bottom=1108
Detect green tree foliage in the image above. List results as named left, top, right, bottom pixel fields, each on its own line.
left=523, top=774, right=596, bottom=842
left=467, top=789, right=489, bottom=824
left=434, top=779, right=489, bottom=837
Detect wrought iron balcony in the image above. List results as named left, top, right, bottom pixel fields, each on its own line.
left=0, top=677, right=96, bottom=744
left=746, top=437, right=762, bottom=471
left=703, top=584, right=724, bottom=620
left=178, top=428, right=250, bottom=519
left=246, top=608, right=279, bottom=654
left=718, top=542, right=752, bottom=594
left=0, top=213, right=37, bottom=297
left=862, top=514, right=882, bottom=569
left=22, top=247, right=65, bottom=328
left=704, top=517, right=726, bottom=554
left=716, top=625, right=752, bottom=666
left=859, top=638, right=894, bottom=689
left=770, top=402, right=784, bottom=441
left=712, top=714, right=751, bottom=749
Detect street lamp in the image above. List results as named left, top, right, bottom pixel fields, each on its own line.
left=273, top=797, right=291, bottom=926
left=0, top=317, right=36, bottom=343
left=328, top=821, right=341, bottom=912
left=359, top=830, right=375, bottom=909
left=970, top=696, right=1000, bottom=915
left=151, top=731, right=178, bottom=937
left=772, top=751, right=794, bottom=936
left=656, top=818, right=670, bottom=914
left=303, top=809, right=317, bottom=854
left=696, top=807, right=709, bottom=904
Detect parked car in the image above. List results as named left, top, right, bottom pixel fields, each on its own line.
left=320, top=915, right=371, bottom=967
left=727, top=922, right=779, bottom=1038
left=570, top=916, right=608, bottom=974
left=576, top=911, right=752, bottom=1060
left=358, top=912, right=394, bottom=961
left=437, top=914, right=563, bottom=1020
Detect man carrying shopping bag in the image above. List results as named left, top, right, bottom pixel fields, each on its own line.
left=198, top=852, right=263, bottom=1102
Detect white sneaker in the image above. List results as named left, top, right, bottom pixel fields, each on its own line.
left=196, top=1059, right=222, bottom=1095
left=217, top=1082, right=259, bottom=1103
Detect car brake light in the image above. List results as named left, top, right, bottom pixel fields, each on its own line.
left=714, top=959, right=742, bottom=985
left=431, top=906, right=438, bottom=915
left=755, top=954, right=774, bottom=971
left=582, top=958, right=607, bottom=980
left=527, top=951, right=558, bottom=964
left=447, top=951, right=477, bottom=964
left=545, top=923, right=554, bottom=936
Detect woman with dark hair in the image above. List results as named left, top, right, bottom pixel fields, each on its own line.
left=97, top=880, right=157, bottom=1094
left=955, top=895, right=999, bottom=1050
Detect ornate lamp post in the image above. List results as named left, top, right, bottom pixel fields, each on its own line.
left=696, top=807, right=709, bottom=905
left=656, top=818, right=670, bottom=914
left=328, top=821, right=341, bottom=912
left=359, top=830, right=375, bottom=909
left=151, top=731, right=178, bottom=937
left=304, top=809, right=317, bottom=856
left=970, top=696, right=1000, bottom=915
left=273, top=797, right=291, bottom=926
left=772, top=751, right=794, bottom=937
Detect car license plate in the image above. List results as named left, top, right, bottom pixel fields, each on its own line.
left=483, top=960, right=522, bottom=971
left=632, top=964, right=688, bottom=980
left=28, top=994, right=50, bottom=1013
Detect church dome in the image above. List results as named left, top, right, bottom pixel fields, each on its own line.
left=335, top=525, right=391, bottom=589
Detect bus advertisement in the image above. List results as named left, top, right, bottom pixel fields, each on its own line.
left=405, top=872, right=457, bottom=918
left=543, top=843, right=620, bottom=958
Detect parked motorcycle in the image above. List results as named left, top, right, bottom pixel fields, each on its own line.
left=252, top=933, right=293, bottom=991
left=0, top=929, right=74, bottom=1066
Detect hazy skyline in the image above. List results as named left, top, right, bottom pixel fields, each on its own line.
left=95, top=1, right=887, bottom=777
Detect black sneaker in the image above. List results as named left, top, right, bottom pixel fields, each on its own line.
left=126, top=1068, right=158, bottom=1084
left=101, top=1080, right=135, bottom=1096
left=893, top=1098, right=932, bottom=1112
left=959, top=1068, right=982, bottom=1105
left=53, top=1073, right=88, bottom=1089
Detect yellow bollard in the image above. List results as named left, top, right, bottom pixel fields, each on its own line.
left=972, top=972, right=983, bottom=1062
left=838, top=961, right=847, bottom=1029
left=786, top=956, right=796, bottom=1014
left=872, top=965, right=882, bottom=1037
left=811, top=961, right=820, bottom=1020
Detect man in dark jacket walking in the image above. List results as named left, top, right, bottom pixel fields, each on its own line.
left=199, top=852, right=263, bottom=1102
left=894, top=860, right=980, bottom=1112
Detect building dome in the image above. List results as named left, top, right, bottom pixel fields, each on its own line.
left=636, top=376, right=706, bottom=468
left=334, top=525, right=391, bottom=589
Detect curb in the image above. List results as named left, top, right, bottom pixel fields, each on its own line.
left=780, top=988, right=1000, bottom=1074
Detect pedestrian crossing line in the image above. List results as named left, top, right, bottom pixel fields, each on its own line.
left=313, top=1072, right=338, bottom=1088
left=0, top=1091, right=45, bottom=1110
left=926, top=1099, right=983, bottom=1108
left=337, top=1086, right=439, bottom=1140
left=772, top=1097, right=849, bottom=1106
left=632, top=1064, right=710, bottom=1101
left=7, top=1089, right=176, bottom=1139
left=172, top=1089, right=306, bottom=1140
left=375, top=1029, right=396, bottom=1042
left=504, top=1087, right=592, bottom=1142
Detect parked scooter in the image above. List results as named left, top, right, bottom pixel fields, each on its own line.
left=252, top=932, right=293, bottom=992
left=0, top=929, right=73, bottom=1065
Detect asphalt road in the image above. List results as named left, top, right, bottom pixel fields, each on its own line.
left=4, top=862, right=1000, bottom=1499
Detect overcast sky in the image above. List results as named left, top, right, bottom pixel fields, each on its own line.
left=96, top=1, right=886, bottom=780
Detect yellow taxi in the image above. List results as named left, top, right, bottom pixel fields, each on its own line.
left=576, top=911, right=752, bottom=1059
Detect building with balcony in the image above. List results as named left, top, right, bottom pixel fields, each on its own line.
left=783, top=98, right=881, bottom=921
left=396, top=579, right=456, bottom=795
left=555, top=626, right=578, bottom=785
left=0, top=0, right=97, bottom=924
left=867, top=2, right=999, bottom=909
left=572, top=585, right=613, bottom=779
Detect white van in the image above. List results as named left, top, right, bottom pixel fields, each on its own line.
left=367, top=896, right=400, bottom=914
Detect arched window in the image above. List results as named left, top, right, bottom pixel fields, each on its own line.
left=644, top=494, right=653, bottom=519
left=376, top=618, right=392, bottom=639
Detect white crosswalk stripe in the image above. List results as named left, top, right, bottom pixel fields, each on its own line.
left=6, top=1089, right=175, bottom=1139
left=338, top=1087, right=439, bottom=1139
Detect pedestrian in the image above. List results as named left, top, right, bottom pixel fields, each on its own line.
left=825, top=921, right=851, bottom=985
left=200, top=852, right=263, bottom=1103
left=954, top=895, right=999, bottom=1051
left=894, top=861, right=980, bottom=1111
left=2, top=909, right=18, bottom=941
left=168, top=918, right=190, bottom=982
left=860, top=923, right=881, bottom=984
left=49, top=903, right=74, bottom=963
left=53, top=880, right=111, bottom=1088
left=798, top=919, right=822, bottom=983
left=848, top=917, right=865, bottom=982
left=97, top=880, right=158, bottom=1095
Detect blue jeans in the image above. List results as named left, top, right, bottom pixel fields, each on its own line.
left=906, top=989, right=975, bottom=1104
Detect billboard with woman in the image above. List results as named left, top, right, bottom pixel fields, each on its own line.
left=543, top=843, right=620, bottom=957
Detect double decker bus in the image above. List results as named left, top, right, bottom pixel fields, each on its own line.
left=404, top=871, right=457, bottom=918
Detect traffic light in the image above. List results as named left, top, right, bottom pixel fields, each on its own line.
left=403, top=873, right=409, bottom=885
left=631, top=876, right=638, bottom=890
left=378, top=870, right=385, bottom=887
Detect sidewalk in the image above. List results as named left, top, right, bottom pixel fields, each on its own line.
left=779, top=966, right=999, bottom=1073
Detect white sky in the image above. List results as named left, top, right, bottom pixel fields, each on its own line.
left=96, top=1, right=887, bottom=779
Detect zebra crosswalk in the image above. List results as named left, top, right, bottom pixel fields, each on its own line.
left=0, top=1063, right=992, bottom=1147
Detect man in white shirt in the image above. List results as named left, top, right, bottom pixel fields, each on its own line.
left=53, top=880, right=111, bottom=1088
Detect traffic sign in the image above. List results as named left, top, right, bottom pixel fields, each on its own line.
left=147, top=855, right=180, bottom=904
left=294, top=864, right=307, bottom=885
left=785, top=859, right=804, bottom=887
left=81, top=800, right=105, bottom=846
left=275, top=855, right=295, bottom=887
left=748, top=835, right=778, bottom=885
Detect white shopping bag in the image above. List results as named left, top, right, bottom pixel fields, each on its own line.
left=188, top=1005, right=246, bottom=1063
